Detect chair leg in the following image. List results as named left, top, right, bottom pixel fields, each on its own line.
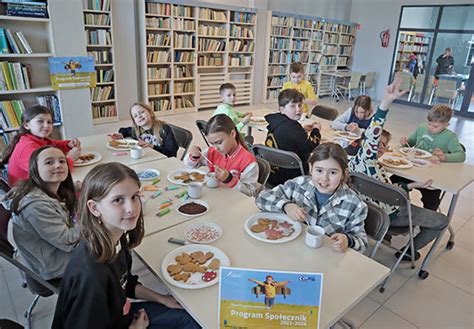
left=24, top=294, right=40, bottom=329
left=369, top=240, right=383, bottom=258
left=379, top=243, right=411, bottom=293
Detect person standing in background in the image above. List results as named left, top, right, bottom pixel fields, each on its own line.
left=434, top=48, right=454, bottom=79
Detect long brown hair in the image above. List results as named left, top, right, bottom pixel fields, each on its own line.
left=206, top=114, right=247, bottom=150
left=130, top=102, right=164, bottom=145
left=1, top=105, right=54, bottom=168
left=6, top=145, right=76, bottom=215
left=308, top=143, right=349, bottom=186
left=79, top=162, right=144, bottom=263
left=352, top=95, right=372, bottom=118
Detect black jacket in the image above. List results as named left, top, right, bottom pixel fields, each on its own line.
left=119, top=124, right=178, bottom=158
left=264, top=113, right=321, bottom=186
left=52, top=240, right=139, bottom=329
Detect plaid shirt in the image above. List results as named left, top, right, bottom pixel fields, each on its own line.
left=255, top=176, right=368, bottom=252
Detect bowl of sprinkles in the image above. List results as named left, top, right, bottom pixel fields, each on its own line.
left=184, top=221, right=222, bottom=244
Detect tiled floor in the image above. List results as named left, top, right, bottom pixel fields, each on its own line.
left=1, top=97, right=473, bottom=328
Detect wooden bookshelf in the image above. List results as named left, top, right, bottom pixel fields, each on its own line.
left=263, top=11, right=358, bottom=102
left=82, top=0, right=118, bottom=125
left=139, top=1, right=256, bottom=116
left=0, top=1, right=65, bottom=144
left=395, top=31, right=430, bottom=72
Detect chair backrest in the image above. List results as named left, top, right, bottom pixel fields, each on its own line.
left=252, top=144, right=305, bottom=176
left=195, top=120, right=210, bottom=147
left=413, top=74, right=426, bottom=93
left=399, top=71, right=414, bottom=91
left=349, top=172, right=410, bottom=208
left=364, top=202, right=390, bottom=242
left=168, top=124, right=193, bottom=161
left=255, top=157, right=271, bottom=192
left=364, top=72, right=376, bottom=88
left=311, top=105, right=338, bottom=121
left=435, top=79, right=457, bottom=99
left=349, top=72, right=363, bottom=89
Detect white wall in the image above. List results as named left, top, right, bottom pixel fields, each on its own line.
left=268, top=0, right=352, bottom=21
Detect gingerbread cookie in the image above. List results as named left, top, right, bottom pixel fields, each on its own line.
left=208, top=258, right=220, bottom=270
left=167, top=264, right=182, bottom=276
left=190, top=251, right=209, bottom=264
left=173, top=272, right=190, bottom=282
left=175, top=253, right=192, bottom=265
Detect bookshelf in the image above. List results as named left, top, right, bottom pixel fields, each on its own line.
left=0, top=1, right=64, bottom=145
left=263, top=11, right=357, bottom=102
left=395, top=31, right=430, bottom=72
left=82, top=0, right=118, bottom=125
left=138, top=1, right=256, bottom=116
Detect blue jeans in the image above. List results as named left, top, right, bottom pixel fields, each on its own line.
left=265, top=297, right=275, bottom=308
left=130, top=301, right=201, bottom=329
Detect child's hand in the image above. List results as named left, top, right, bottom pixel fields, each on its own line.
left=244, top=112, right=253, bottom=117
left=107, top=133, right=123, bottom=140
left=302, top=123, right=313, bottom=133
left=129, top=309, right=149, bottom=329
left=346, top=123, right=359, bottom=133
left=380, top=72, right=409, bottom=110
left=408, top=179, right=433, bottom=190
left=214, top=165, right=230, bottom=182
left=68, top=147, right=81, bottom=161
left=432, top=148, right=446, bottom=161
left=242, top=113, right=252, bottom=125
left=137, top=140, right=152, bottom=148
left=312, top=121, right=321, bottom=131
left=156, top=295, right=183, bottom=309
left=330, top=233, right=349, bottom=253
left=189, top=146, right=201, bottom=158
left=400, top=136, right=409, bottom=146
left=68, top=138, right=81, bottom=149
left=283, top=203, right=306, bottom=222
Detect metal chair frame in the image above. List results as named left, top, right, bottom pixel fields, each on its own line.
left=168, top=124, right=193, bottom=161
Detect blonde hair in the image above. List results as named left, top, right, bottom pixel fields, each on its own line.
left=130, top=102, right=165, bottom=145
left=427, top=104, right=452, bottom=123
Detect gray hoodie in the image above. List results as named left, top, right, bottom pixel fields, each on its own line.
left=8, top=188, right=80, bottom=280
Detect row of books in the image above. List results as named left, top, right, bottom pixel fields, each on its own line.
left=150, top=98, right=171, bottom=112
left=324, top=33, right=339, bottom=44
left=271, top=26, right=290, bottom=36
left=92, top=104, right=116, bottom=119
left=146, top=17, right=170, bottom=29
left=84, top=13, right=110, bottom=26
left=96, top=69, right=113, bottom=83
left=230, top=12, right=256, bottom=24
left=270, top=37, right=290, bottom=49
left=147, top=33, right=171, bottom=47
left=291, top=51, right=308, bottom=62
left=88, top=50, right=112, bottom=64
left=321, top=56, right=337, bottom=65
left=174, top=33, right=194, bottom=48
left=267, top=76, right=285, bottom=87
left=91, top=85, right=114, bottom=101
left=340, top=35, right=354, bottom=45
left=5, top=1, right=48, bottom=18
left=294, top=29, right=311, bottom=39
left=174, top=96, right=194, bottom=109
left=174, top=65, right=192, bottom=78
left=146, top=2, right=170, bottom=16
left=310, top=52, right=322, bottom=63
left=294, top=18, right=312, bottom=29
left=147, top=50, right=170, bottom=63
left=198, top=25, right=226, bottom=37
left=198, top=39, right=225, bottom=52
left=148, top=67, right=171, bottom=80
left=267, top=65, right=286, bottom=75
left=148, top=82, right=169, bottom=96
left=229, top=25, right=254, bottom=38
left=0, top=61, right=32, bottom=90
left=83, top=0, right=110, bottom=12
left=322, top=45, right=338, bottom=55
left=312, top=31, right=324, bottom=41
left=36, top=94, right=62, bottom=123
left=0, top=28, right=33, bottom=54
left=197, top=54, right=223, bottom=66
left=229, top=55, right=252, bottom=67
left=269, top=51, right=289, bottom=64
left=311, top=40, right=322, bottom=51
left=174, top=81, right=194, bottom=93
left=228, top=40, right=254, bottom=52
left=86, top=30, right=112, bottom=46
left=173, top=5, right=193, bottom=18
left=292, top=40, right=310, bottom=50
left=337, top=57, right=349, bottom=66
left=199, top=8, right=227, bottom=21
left=339, top=46, right=353, bottom=56
left=398, top=44, right=429, bottom=53
left=271, top=16, right=293, bottom=27
left=174, top=18, right=195, bottom=31
left=174, top=51, right=194, bottom=63
left=309, top=63, right=320, bottom=74
left=266, top=89, right=279, bottom=100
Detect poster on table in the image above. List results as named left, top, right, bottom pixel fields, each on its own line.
left=218, top=267, right=323, bottom=329
left=48, top=56, right=96, bottom=90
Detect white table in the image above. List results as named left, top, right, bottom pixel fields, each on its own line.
left=73, top=134, right=167, bottom=181
left=135, top=192, right=389, bottom=329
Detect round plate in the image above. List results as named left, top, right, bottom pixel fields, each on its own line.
left=161, top=244, right=230, bottom=289
left=167, top=169, right=207, bottom=186
left=411, top=158, right=432, bottom=168
left=244, top=212, right=302, bottom=244
left=74, top=151, right=102, bottom=167
left=399, top=147, right=432, bottom=159
left=184, top=221, right=222, bottom=244
left=106, top=139, right=138, bottom=151
left=136, top=168, right=160, bottom=181
left=250, top=116, right=266, bottom=124
left=335, top=130, right=360, bottom=140
left=379, top=155, right=413, bottom=169
left=176, top=200, right=209, bottom=218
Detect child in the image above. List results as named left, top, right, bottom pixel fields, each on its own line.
left=281, top=62, right=317, bottom=116
left=3, top=146, right=79, bottom=281
left=248, top=276, right=290, bottom=309
left=265, top=88, right=321, bottom=186
left=349, top=73, right=448, bottom=261
left=2, top=105, right=81, bottom=187
left=256, top=143, right=368, bottom=253
left=213, top=83, right=252, bottom=135
left=184, top=114, right=258, bottom=197
left=331, top=95, right=374, bottom=134
left=395, top=104, right=465, bottom=210
left=52, top=163, right=199, bottom=329
left=109, top=102, right=179, bottom=158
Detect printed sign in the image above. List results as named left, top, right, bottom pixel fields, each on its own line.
left=49, top=56, right=96, bottom=89
left=219, top=267, right=323, bottom=328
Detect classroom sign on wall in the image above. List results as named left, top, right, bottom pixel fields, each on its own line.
left=218, top=267, right=323, bottom=329
left=48, top=56, right=96, bottom=90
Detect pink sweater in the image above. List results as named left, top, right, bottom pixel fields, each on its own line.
left=7, top=134, right=73, bottom=187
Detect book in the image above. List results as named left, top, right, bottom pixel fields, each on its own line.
left=15, top=32, right=33, bottom=54
left=0, top=62, right=13, bottom=90
left=11, top=100, right=24, bottom=123
left=12, top=32, right=26, bottom=53
left=0, top=29, right=9, bottom=54
left=4, top=29, right=20, bottom=54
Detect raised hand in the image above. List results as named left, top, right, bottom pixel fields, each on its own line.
left=380, top=72, right=409, bottom=110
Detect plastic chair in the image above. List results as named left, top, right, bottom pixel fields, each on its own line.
left=362, top=71, right=377, bottom=95
left=432, top=79, right=457, bottom=107
left=255, top=157, right=271, bottom=193
left=364, top=202, right=390, bottom=258
left=336, top=72, right=363, bottom=102
left=399, top=71, right=414, bottom=98
left=252, top=144, right=305, bottom=179
left=409, top=74, right=434, bottom=102
left=195, top=120, right=210, bottom=147
left=168, top=124, right=193, bottom=161
left=311, top=105, right=339, bottom=121
left=349, top=172, right=418, bottom=293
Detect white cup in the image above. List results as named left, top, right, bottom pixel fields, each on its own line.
left=205, top=173, right=219, bottom=188
left=305, top=226, right=325, bottom=249
left=187, top=182, right=204, bottom=198
left=130, top=146, right=145, bottom=159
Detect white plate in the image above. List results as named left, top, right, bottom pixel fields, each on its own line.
left=167, top=168, right=207, bottom=186
left=176, top=200, right=209, bottom=218
left=335, top=130, right=360, bottom=139
left=161, top=244, right=230, bottom=289
left=106, top=139, right=138, bottom=151
left=244, top=212, right=302, bottom=244
left=184, top=221, right=222, bottom=244
left=411, top=158, right=432, bottom=168
left=379, top=155, right=413, bottom=169
left=136, top=168, right=160, bottom=181
left=399, top=147, right=432, bottom=159
left=74, top=151, right=102, bottom=167
left=250, top=116, right=266, bottom=124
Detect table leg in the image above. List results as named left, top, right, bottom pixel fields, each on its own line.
left=247, top=125, right=253, bottom=138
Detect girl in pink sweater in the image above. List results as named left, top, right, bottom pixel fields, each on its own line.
left=1, top=105, right=81, bottom=187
